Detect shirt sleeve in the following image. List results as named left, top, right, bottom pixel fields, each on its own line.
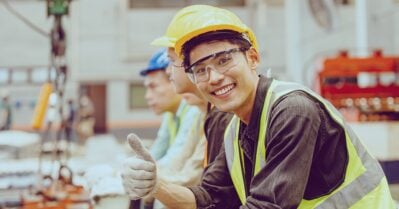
left=241, top=93, right=322, bottom=209
left=150, top=114, right=170, bottom=161
left=161, top=133, right=206, bottom=186
left=189, top=146, right=242, bottom=209
left=157, top=106, right=200, bottom=169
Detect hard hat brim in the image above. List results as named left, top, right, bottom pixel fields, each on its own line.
left=151, top=36, right=175, bottom=47
left=139, top=68, right=165, bottom=77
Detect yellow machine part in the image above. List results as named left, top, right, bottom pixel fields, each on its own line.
left=32, top=83, right=53, bottom=130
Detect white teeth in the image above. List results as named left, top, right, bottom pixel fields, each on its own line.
left=214, top=84, right=234, bottom=96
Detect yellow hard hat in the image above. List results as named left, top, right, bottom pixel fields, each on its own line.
left=152, top=5, right=258, bottom=57
left=172, top=5, right=259, bottom=57
left=151, top=5, right=215, bottom=47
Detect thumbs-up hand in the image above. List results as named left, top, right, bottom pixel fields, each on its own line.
left=121, top=133, right=158, bottom=200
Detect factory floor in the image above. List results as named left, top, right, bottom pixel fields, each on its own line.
left=1, top=131, right=399, bottom=208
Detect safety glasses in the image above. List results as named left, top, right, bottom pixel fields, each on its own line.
left=184, top=47, right=248, bottom=83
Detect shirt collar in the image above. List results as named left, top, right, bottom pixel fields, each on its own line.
left=175, top=100, right=188, bottom=118
left=241, top=75, right=273, bottom=142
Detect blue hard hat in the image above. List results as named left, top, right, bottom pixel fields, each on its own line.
left=140, top=48, right=170, bottom=76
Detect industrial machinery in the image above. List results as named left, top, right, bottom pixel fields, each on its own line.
left=318, top=50, right=399, bottom=121
left=0, top=164, right=92, bottom=209
left=0, top=1, right=93, bottom=208
left=20, top=165, right=91, bottom=209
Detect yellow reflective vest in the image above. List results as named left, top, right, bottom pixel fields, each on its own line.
left=166, top=102, right=190, bottom=145
left=224, top=79, right=396, bottom=208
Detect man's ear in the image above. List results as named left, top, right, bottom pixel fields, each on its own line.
left=246, top=47, right=260, bottom=70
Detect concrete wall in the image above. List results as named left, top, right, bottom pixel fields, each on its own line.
left=0, top=1, right=50, bottom=66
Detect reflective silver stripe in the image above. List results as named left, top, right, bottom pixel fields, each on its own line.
left=256, top=89, right=278, bottom=169
left=225, top=116, right=238, bottom=172
left=256, top=143, right=266, bottom=169
left=314, top=126, right=384, bottom=209
left=272, top=81, right=385, bottom=208
left=225, top=116, right=248, bottom=204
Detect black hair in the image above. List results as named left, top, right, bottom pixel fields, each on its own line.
left=182, top=30, right=252, bottom=68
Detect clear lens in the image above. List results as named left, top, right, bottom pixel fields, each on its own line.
left=187, top=73, right=196, bottom=83
left=187, top=48, right=245, bottom=83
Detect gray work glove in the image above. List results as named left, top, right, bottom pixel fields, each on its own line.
left=121, top=133, right=159, bottom=200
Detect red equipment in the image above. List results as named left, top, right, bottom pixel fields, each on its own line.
left=21, top=165, right=92, bottom=209
left=318, top=50, right=399, bottom=121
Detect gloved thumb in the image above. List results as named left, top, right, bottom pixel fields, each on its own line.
left=127, top=133, right=154, bottom=163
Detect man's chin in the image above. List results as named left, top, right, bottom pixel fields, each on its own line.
left=154, top=111, right=163, bottom=115
left=214, top=101, right=236, bottom=113
left=150, top=108, right=162, bottom=115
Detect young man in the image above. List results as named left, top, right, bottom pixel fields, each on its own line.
left=148, top=50, right=207, bottom=189
left=122, top=5, right=396, bottom=209
left=165, top=47, right=232, bottom=165
left=140, top=48, right=199, bottom=171
left=150, top=5, right=235, bottom=165
left=134, top=48, right=202, bottom=209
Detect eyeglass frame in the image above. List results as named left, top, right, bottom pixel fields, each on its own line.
left=183, top=47, right=249, bottom=83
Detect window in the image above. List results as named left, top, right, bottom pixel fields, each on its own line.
left=129, top=0, right=245, bottom=9
left=0, top=68, right=10, bottom=85
left=31, top=67, right=53, bottom=84
left=0, top=66, right=54, bottom=85
left=12, top=70, right=29, bottom=84
left=129, top=83, right=147, bottom=109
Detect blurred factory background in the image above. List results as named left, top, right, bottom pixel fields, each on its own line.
left=0, top=0, right=399, bottom=208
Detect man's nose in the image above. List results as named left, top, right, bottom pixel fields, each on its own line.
left=207, top=65, right=224, bottom=84
left=144, top=90, right=152, bottom=101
